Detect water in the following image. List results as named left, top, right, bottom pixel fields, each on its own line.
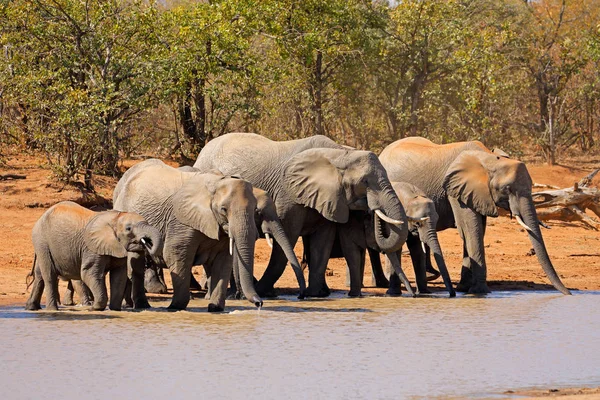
left=1, top=291, right=599, bottom=399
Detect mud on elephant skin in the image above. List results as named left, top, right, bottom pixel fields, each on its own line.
left=194, top=133, right=408, bottom=298
left=25, top=201, right=164, bottom=311
left=113, top=159, right=265, bottom=312
left=380, top=137, right=570, bottom=295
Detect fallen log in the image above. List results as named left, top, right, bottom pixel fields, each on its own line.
left=532, top=168, right=600, bottom=230
left=0, top=174, right=26, bottom=180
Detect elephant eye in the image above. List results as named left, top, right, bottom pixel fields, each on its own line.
left=221, top=206, right=227, bottom=213
left=125, top=225, right=132, bottom=232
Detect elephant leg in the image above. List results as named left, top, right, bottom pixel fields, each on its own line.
left=450, top=198, right=490, bottom=294
left=256, top=212, right=303, bottom=298
left=189, top=271, right=203, bottom=291
left=123, top=279, right=133, bottom=308
left=407, top=235, right=430, bottom=294
left=256, top=241, right=290, bottom=298
left=369, top=248, right=389, bottom=288
left=424, top=245, right=440, bottom=281
left=386, top=250, right=402, bottom=296
left=80, top=258, right=108, bottom=311
left=305, top=223, right=336, bottom=297
left=167, top=249, right=195, bottom=311
left=456, top=242, right=471, bottom=292
left=340, top=232, right=364, bottom=297
left=38, top=252, right=59, bottom=311
left=204, top=264, right=212, bottom=300
left=62, top=280, right=75, bottom=306
left=145, top=261, right=168, bottom=294
left=129, top=252, right=151, bottom=309
left=71, top=280, right=93, bottom=306
left=207, top=251, right=234, bottom=312
left=109, top=263, right=128, bottom=311
left=25, top=263, right=44, bottom=311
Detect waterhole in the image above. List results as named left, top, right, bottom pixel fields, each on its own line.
left=1, top=291, right=598, bottom=399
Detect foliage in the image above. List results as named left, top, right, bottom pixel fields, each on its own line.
left=2, top=0, right=600, bottom=185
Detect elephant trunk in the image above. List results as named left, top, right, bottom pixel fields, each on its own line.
left=369, top=185, right=408, bottom=253
left=137, top=222, right=164, bottom=265
left=420, top=226, right=455, bottom=297
left=517, top=197, right=571, bottom=295
left=267, top=221, right=306, bottom=299
left=231, top=213, right=263, bottom=308
left=387, top=251, right=416, bottom=297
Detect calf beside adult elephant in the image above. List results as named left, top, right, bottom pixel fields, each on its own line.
left=194, top=133, right=409, bottom=297
left=379, top=137, right=571, bottom=295
left=25, top=201, right=164, bottom=311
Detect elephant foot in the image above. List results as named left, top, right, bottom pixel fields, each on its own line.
left=385, top=286, right=402, bottom=297
left=145, top=281, right=168, bottom=294
left=373, top=277, right=390, bottom=288
left=347, top=289, right=362, bottom=298
left=305, top=285, right=331, bottom=298
left=426, top=268, right=441, bottom=282
left=416, top=287, right=432, bottom=295
left=468, top=282, right=491, bottom=295
left=45, top=303, right=59, bottom=311
left=62, top=297, right=74, bottom=306
left=455, top=282, right=471, bottom=293
left=257, top=287, right=278, bottom=299
left=134, top=299, right=152, bottom=310
left=25, top=302, right=41, bottom=311
left=227, top=290, right=245, bottom=300
left=109, top=305, right=122, bottom=311
left=207, top=303, right=224, bottom=313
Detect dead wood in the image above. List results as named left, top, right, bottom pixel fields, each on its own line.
left=532, top=168, right=600, bottom=229
left=0, top=174, right=26, bottom=180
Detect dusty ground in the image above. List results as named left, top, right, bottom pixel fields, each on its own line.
left=1, top=153, right=599, bottom=306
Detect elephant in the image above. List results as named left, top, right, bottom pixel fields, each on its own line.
left=141, top=167, right=306, bottom=300
left=379, top=137, right=571, bottom=295
left=194, top=133, right=409, bottom=298
left=25, top=201, right=164, bottom=311
left=380, top=182, right=455, bottom=297
left=304, top=182, right=455, bottom=298
left=112, top=159, right=293, bottom=311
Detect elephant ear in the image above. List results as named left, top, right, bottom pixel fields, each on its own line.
left=171, top=174, right=221, bottom=240
left=443, top=152, right=498, bottom=217
left=84, top=211, right=128, bottom=258
left=283, top=149, right=349, bottom=223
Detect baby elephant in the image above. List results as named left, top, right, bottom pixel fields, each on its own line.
left=25, top=201, right=164, bottom=311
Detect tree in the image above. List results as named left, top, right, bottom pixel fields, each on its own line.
left=0, top=0, right=159, bottom=188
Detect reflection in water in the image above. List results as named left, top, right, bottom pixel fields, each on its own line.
left=1, top=292, right=599, bottom=399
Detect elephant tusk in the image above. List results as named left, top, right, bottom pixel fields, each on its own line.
left=421, top=241, right=427, bottom=253
left=539, top=220, right=551, bottom=229
left=515, top=215, right=534, bottom=233
left=229, top=237, right=234, bottom=256
left=407, top=216, right=430, bottom=223
left=265, top=233, right=273, bottom=249
left=375, top=209, right=404, bottom=226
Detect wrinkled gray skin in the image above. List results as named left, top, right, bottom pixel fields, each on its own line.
left=62, top=279, right=93, bottom=306
left=380, top=137, right=571, bottom=295
left=194, top=133, right=408, bottom=298
left=113, top=159, right=264, bottom=311
left=302, top=210, right=415, bottom=298
left=381, top=182, right=455, bottom=297
left=142, top=167, right=307, bottom=299
left=25, top=201, right=164, bottom=311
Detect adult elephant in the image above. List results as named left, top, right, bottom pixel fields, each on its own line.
left=379, top=137, right=571, bottom=295
left=141, top=168, right=307, bottom=299
left=194, top=133, right=409, bottom=297
left=113, top=159, right=264, bottom=311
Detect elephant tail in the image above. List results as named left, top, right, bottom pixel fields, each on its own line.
left=25, top=254, right=36, bottom=290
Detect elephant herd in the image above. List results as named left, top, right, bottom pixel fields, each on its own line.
left=25, top=133, right=572, bottom=312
